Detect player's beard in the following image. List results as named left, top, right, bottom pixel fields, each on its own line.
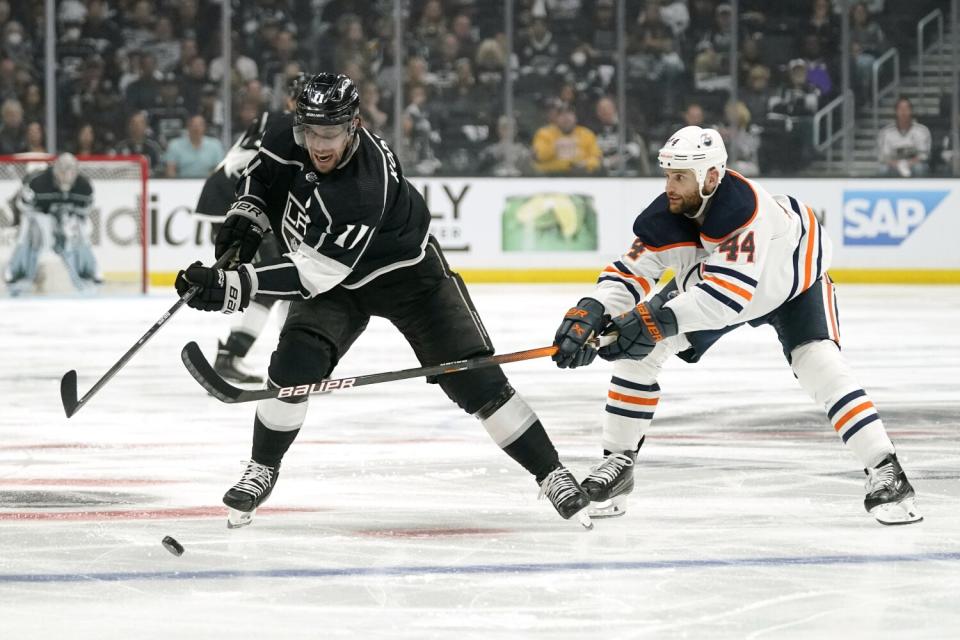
left=309, top=136, right=353, bottom=173
left=667, top=190, right=703, bottom=216
left=310, top=145, right=343, bottom=173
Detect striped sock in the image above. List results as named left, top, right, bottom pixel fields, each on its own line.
left=603, top=375, right=659, bottom=453
left=826, top=388, right=894, bottom=467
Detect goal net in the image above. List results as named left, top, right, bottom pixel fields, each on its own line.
left=0, top=154, right=148, bottom=295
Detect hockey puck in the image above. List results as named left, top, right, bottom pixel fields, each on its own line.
left=161, top=535, right=185, bottom=557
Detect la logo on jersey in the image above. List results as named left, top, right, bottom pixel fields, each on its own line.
left=842, top=190, right=949, bottom=246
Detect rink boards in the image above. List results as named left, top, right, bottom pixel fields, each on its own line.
left=7, top=176, right=957, bottom=290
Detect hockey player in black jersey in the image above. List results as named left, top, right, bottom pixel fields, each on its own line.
left=175, top=73, right=591, bottom=528
left=193, top=73, right=308, bottom=384
left=4, top=153, right=102, bottom=295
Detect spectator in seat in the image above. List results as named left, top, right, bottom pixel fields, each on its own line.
left=124, top=52, right=161, bottom=114
left=478, top=115, right=533, bottom=177
left=877, top=96, right=931, bottom=177
left=767, top=60, right=820, bottom=171
left=593, top=95, right=651, bottom=176
left=20, top=82, right=43, bottom=125
left=400, top=84, right=442, bottom=176
left=115, top=110, right=164, bottom=176
left=150, top=73, right=190, bottom=147
left=69, top=122, right=112, bottom=156
left=23, top=121, right=45, bottom=153
left=450, top=13, right=478, bottom=62
left=806, top=0, right=839, bottom=54
left=627, top=0, right=685, bottom=119
left=720, top=100, right=761, bottom=176
left=359, top=81, right=388, bottom=137
left=414, top=0, right=448, bottom=55
left=741, top=65, right=773, bottom=128
left=164, top=114, right=224, bottom=178
left=531, top=102, right=601, bottom=175
left=0, top=97, right=26, bottom=154
left=801, top=33, right=833, bottom=100
left=179, top=55, right=209, bottom=114
left=849, top=1, right=886, bottom=100
left=769, top=59, right=820, bottom=118
left=517, top=17, right=561, bottom=99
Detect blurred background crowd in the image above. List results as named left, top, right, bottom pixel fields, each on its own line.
left=0, top=0, right=956, bottom=178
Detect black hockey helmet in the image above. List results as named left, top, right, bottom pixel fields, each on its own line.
left=286, top=71, right=309, bottom=100
left=295, top=72, right=359, bottom=127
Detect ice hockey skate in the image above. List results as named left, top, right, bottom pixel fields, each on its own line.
left=581, top=436, right=643, bottom=518
left=538, top=466, right=593, bottom=529
left=223, top=460, right=280, bottom=528
left=214, top=340, right=264, bottom=385
left=864, top=453, right=922, bottom=525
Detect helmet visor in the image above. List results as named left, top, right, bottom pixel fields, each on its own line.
left=302, top=122, right=352, bottom=141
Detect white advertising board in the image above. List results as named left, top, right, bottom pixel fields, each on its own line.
left=135, top=177, right=960, bottom=287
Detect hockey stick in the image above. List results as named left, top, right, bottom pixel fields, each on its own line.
left=181, top=340, right=566, bottom=404
left=60, top=245, right=239, bottom=418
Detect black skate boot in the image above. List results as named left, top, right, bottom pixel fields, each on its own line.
left=223, top=460, right=280, bottom=528
left=581, top=435, right=644, bottom=518
left=864, top=453, right=922, bottom=525
left=538, top=466, right=592, bottom=530
left=214, top=340, right=264, bottom=384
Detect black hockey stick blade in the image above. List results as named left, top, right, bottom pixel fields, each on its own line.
left=181, top=340, right=560, bottom=405
left=59, top=245, right=239, bottom=418
left=181, top=341, right=245, bottom=401
left=60, top=370, right=79, bottom=418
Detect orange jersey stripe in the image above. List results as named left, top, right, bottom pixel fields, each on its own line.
left=833, top=401, right=874, bottom=432
left=602, top=266, right=652, bottom=294
left=703, top=274, right=754, bottom=301
left=608, top=391, right=659, bottom=406
left=803, top=206, right=818, bottom=292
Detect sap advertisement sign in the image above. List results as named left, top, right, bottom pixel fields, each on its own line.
left=843, top=190, right=949, bottom=246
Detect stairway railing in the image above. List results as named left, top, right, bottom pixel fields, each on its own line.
left=813, top=90, right=854, bottom=171
left=872, top=48, right=900, bottom=134
left=917, top=9, right=945, bottom=99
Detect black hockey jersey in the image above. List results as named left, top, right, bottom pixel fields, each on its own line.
left=195, top=111, right=293, bottom=219
left=233, top=124, right=431, bottom=297
left=18, top=169, right=94, bottom=220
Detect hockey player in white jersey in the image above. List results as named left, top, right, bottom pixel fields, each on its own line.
left=552, top=125, right=921, bottom=525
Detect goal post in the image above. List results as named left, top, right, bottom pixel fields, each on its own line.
left=0, top=153, right=149, bottom=294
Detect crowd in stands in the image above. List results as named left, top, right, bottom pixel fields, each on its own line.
left=0, top=0, right=952, bottom=178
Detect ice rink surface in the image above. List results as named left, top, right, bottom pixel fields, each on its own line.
left=1, top=283, right=958, bottom=639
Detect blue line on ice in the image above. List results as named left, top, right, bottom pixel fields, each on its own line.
left=3, top=551, right=959, bottom=583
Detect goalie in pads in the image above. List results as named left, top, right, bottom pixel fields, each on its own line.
left=552, top=126, right=921, bottom=526
left=3, top=153, right=102, bottom=295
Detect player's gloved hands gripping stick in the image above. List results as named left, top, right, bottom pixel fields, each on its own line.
left=598, top=295, right=677, bottom=361
left=215, top=202, right=268, bottom=264
left=552, top=297, right=608, bottom=368
left=175, top=262, right=251, bottom=314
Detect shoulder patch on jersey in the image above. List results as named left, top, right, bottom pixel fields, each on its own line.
left=633, top=193, right=701, bottom=250
left=699, top=170, right=758, bottom=242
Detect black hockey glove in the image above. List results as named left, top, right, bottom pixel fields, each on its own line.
left=552, top=297, right=607, bottom=369
left=598, top=295, right=678, bottom=361
left=175, top=261, right=251, bottom=314
left=215, top=203, right=267, bottom=263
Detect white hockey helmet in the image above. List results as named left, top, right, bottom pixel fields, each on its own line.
left=52, top=152, right=80, bottom=192
left=657, top=126, right=727, bottom=197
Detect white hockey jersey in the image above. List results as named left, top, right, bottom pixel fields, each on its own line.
left=589, top=170, right=833, bottom=333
